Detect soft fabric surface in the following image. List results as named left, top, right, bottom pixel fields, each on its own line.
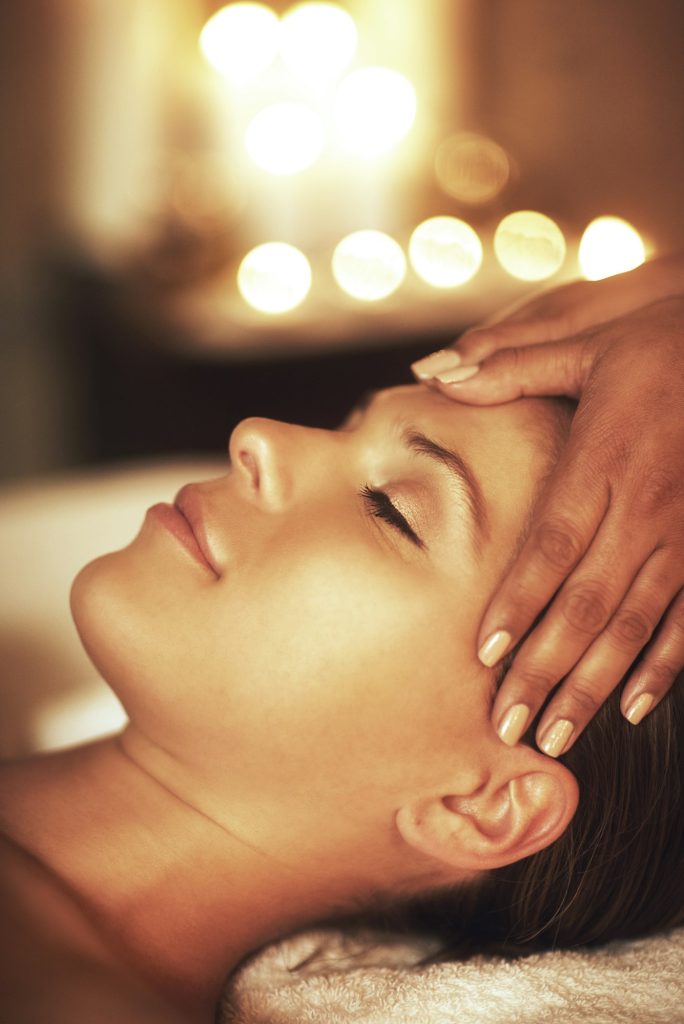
left=219, top=925, right=684, bottom=1023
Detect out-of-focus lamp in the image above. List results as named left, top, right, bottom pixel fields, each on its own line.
left=334, top=68, right=417, bottom=157
left=434, top=132, right=510, bottom=205
left=245, top=102, right=325, bottom=175
left=238, top=242, right=312, bottom=313
left=199, top=2, right=280, bottom=83
left=578, top=216, right=646, bottom=280
left=494, top=210, right=566, bottom=281
left=409, top=216, right=483, bottom=288
left=280, top=3, right=358, bottom=85
left=332, top=230, right=406, bottom=301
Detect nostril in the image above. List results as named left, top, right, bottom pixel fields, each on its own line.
left=238, top=449, right=260, bottom=490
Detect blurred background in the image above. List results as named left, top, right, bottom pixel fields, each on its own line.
left=2, top=0, right=683, bottom=482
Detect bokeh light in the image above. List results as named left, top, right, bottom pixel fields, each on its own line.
left=237, top=242, right=312, bottom=313
left=434, top=132, right=510, bottom=205
left=245, top=102, right=325, bottom=175
left=332, top=230, right=406, bottom=301
left=578, top=216, right=646, bottom=280
left=334, top=67, right=417, bottom=158
left=494, top=211, right=566, bottom=281
left=199, top=3, right=280, bottom=84
left=409, top=216, right=483, bottom=288
left=280, top=3, right=358, bottom=85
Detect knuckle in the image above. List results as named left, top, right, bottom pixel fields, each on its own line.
left=513, top=664, right=558, bottom=701
left=633, top=467, right=680, bottom=516
left=534, top=517, right=585, bottom=573
left=487, top=346, right=521, bottom=373
left=561, top=583, right=610, bottom=634
left=609, top=607, right=654, bottom=648
left=567, top=677, right=602, bottom=717
left=644, top=660, right=678, bottom=693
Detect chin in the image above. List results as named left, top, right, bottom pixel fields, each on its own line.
left=69, top=548, right=147, bottom=697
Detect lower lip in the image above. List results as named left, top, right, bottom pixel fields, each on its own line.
left=147, top=503, right=217, bottom=576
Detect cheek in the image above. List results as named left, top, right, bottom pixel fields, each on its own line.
left=199, top=545, right=480, bottom=787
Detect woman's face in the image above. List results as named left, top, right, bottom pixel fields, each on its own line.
left=71, top=386, right=564, bottom=839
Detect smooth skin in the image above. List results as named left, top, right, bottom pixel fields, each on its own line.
left=0, top=387, right=577, bottom=1022
left=412, top=253, right=684, bottom=756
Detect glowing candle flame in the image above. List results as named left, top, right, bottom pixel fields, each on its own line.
left=199, top=3, right=280, bottom=84
left=280, top=3, right=358, bottom=85
left=578, top=216, right=645, bottom=280
left=494, top=211, right=566, bottom=281
left=409, top=217, right=483, bottom=288
left=334, top=68, right=417, bottom=158
left=332, top=230, right=406, bottom=301
left=238, top=243, right=312, bottom=314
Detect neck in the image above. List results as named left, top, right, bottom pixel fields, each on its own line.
left=0, top=735, right=362, bottom=1012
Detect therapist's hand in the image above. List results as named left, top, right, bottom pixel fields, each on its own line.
left=412, top=290, right=684, bottom=757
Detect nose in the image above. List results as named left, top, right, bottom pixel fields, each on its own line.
left=228, top=417, right=299, bottom=510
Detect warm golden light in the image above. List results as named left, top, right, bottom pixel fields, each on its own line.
left=245, top=102, right=325, bottom=175
left=332, top=230, right=406, bottom=301
left=334, top=67, right=417, bottom=157
left=494, top=211, right=566, bottom=281
left=237, top=242, right=312, bottom=313
left=578, top=216, right=646, bottom=280
left=199, top=3, right=280, bottom=84
left=409, top=217, right=483, bottom=288
left=434, top=132, right=510, bottom=205
left=280, top=3, right=358, bottom=85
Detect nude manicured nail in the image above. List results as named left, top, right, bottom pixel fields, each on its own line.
left=411, top=349, right=461, bottom=380
left=435, top=364, right=480, bottom=385
left=478, top=630, right=512, bottom=668
left=497, top=704, right=530, bottom=746
left=539, top=719, right=574, bottom=758
left=624, top=692, right=655, bottom=725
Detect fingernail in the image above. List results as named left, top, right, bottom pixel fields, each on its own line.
left=478, top=630, right=512, bottom=668
left=497, top=704, right=530, bottom=746
left=435, top=364, right=480, bottom=385
left=624, top=692, right=654, bottom=725
left=539, top=719, right=574, bottom=758
left=411, top=349, right=461, bottom=380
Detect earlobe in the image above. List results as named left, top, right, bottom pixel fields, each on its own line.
left=396, top=758, right=578, bottom=875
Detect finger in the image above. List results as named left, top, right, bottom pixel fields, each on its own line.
left=412, top=337, right=593, bottom=405
left=620, top=587, right=684, bottom=724
left=491, top=517, right=660, bottom=749
left=480, top=434, right=612, bottom=689
left=456, top=315, right=576, bottom=365
left=529, top=553, right=680, bottom=755
left=455, top=281, right=599, bottom=363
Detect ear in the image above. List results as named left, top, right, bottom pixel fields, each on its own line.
left=395, top=746, right=579, bottom=874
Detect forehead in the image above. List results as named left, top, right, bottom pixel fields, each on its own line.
left=370, top=384, right=555, bottom=461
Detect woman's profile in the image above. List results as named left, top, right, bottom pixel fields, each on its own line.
left=0, top=384, right=682, bottom=1022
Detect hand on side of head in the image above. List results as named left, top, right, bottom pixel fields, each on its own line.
left=412, top=264, right=684, bottom=758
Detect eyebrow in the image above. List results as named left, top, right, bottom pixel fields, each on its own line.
left=349, top=390, right=490, bottom=551
left=402, top=429, right=490, bottom=550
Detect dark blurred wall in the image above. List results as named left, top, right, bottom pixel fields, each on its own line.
left=469, top=0, right=684, bottom=249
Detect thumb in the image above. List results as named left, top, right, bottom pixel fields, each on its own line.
left=429, top=336, right=594, bottom=405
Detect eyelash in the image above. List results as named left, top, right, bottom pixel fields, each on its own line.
left=360, top=485, right=425, bottom=550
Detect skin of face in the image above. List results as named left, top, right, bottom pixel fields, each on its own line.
left=70, top=385, right=568, bottom=878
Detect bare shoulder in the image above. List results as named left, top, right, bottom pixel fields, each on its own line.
left=0, top=835, right=200, bottom=1024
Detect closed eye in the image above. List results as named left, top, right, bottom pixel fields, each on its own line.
left=360, top=485, right=425, bottom=550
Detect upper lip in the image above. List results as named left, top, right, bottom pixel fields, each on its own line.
left=174, top=484, right=220, bottom=577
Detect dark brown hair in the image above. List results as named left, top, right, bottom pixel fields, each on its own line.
left=398, top=663, right=684, bottom=958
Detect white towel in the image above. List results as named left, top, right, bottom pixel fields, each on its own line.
left=219, top=925, right=684, bottom=1023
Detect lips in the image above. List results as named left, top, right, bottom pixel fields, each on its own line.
left=146, top=481, right=220, bottom=577
left=173, top=484, right=220, bottom=577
